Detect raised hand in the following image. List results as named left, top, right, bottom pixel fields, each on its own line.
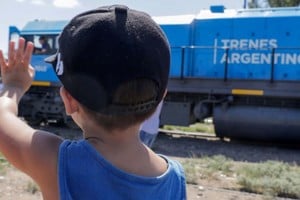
left=0, top=37, right=35, bottom=94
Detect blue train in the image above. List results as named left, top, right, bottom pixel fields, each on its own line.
left=8, top=5, right=300, bottom=142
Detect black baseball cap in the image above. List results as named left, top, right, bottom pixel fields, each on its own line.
left=45, top=5, right=170, bottom=115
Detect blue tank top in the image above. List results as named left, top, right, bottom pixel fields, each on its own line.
left=58, top=139, right=186, bottom=200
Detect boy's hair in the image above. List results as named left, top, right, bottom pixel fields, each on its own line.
left=82, top=79, right=159, bottom=130
left=46, top=5, right=170, bottom=117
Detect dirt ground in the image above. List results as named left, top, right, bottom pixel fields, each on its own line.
left=154, top=133, right=300, bottom=200
left=0, top=125, right=299, bottom=200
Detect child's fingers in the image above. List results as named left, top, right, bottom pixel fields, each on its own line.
left=8, top=41, right=16, bottom=66
left=23, top=41, right=34, bottom=67
left=1, top=38, right=33, bottom=72
left=0, top=50, right=7, bottom=69
left=16, top=38, right=25, bottom=63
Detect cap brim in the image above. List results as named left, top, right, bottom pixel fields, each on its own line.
left=44, top=53, right=57, bottom=64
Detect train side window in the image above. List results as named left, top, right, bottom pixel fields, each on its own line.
left=10, top=33, right=20, bottom=44
left=22, top=35, right=58, bottom=54
left=33, top=35, right=51, bottom=54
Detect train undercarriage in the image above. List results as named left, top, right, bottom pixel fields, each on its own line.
left=18, top=78, right=300, bottom=143
left=161, top=78, right=300, bottom=143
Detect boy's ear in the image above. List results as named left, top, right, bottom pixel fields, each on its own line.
left=60, top=87, right=79, bottom=115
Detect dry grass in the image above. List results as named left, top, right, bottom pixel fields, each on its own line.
left=181, top=155, right=300, bottom=199
left=237, top=161, right=300, bottom=199
left=163, top=120, right=215, bottom=134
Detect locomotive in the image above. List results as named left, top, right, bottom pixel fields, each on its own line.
left=8, top=5, right=300, bottom=142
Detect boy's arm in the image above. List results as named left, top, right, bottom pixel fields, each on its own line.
left=0, top=38, right=63, bottom=187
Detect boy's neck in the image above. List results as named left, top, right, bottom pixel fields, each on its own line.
left=81, top=123, right=168, bottom=177
left=82, top=123, right=141, bottom=145
left=82, top=123, right=143, bottom=159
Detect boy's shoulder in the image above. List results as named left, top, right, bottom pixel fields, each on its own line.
left=58, top=139, right=186, bottom=199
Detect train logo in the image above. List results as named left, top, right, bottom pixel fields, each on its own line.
left=215, top=38, right=300, bottom=65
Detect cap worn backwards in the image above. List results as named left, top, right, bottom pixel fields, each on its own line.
left=45, top=5, right=170, bottom=115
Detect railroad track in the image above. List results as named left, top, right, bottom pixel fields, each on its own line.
left=159, top=129, right=219, bottom=140
left=159, top=128, right=300, bottom=148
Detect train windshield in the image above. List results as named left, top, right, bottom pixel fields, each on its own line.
left=22, top=35, right=59, bottom=55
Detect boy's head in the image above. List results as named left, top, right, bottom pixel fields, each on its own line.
left=46, top=5, right=170, bottom=119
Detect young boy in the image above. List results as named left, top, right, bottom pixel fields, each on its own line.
left=0, top=5, right=186, bottom=200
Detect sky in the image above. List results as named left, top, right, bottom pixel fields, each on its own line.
left=0, top=0, right=245, bottom=53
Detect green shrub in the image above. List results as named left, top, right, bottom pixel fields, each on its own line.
left=182, top=155, right=234, bottom=184
left=237, top=161, right=300, bottom=198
